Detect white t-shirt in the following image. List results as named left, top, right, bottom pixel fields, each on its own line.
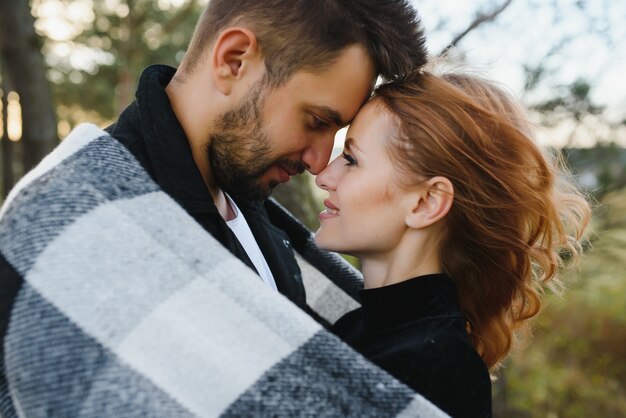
left=224, top=194, right=278, bottom=291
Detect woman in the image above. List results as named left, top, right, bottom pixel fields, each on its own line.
left=314, top=70, right=590, bottom=417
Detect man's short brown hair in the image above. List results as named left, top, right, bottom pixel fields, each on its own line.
left=182, top=0, right=427, bottom=84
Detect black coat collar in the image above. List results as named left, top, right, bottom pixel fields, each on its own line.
left=132, top=64, right=217, bottom=215
left=360, top=273, right=463, bottom=330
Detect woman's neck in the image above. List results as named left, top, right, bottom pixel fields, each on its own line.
left=359, top=234, right=443, bottom=289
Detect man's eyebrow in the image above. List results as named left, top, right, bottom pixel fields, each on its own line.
left=307, top=105, right=346, bottom=127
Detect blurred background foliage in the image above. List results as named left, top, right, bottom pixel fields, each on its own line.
left=494, top=185, right=626, bottom=417
left=0, top=0, right=625, bottom=416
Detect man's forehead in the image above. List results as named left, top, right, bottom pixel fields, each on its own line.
left=296, top=84, right=373, bottom=127
left=278, top=50, right=375, bottom=124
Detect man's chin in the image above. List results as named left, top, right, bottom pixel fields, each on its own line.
left=267, top=180, right=279, bottom=192
left=223, top=180, right=274, bottom=202
left=253, top=181, right=278, bottom=201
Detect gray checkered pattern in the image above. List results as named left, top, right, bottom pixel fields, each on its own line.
left=0, top=124, right=448, bottom=417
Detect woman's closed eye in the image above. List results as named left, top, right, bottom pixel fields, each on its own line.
left=342, top=152, right=357, bottom=166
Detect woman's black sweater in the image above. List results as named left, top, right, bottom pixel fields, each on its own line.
left=331, top=273, right=492, bottom=418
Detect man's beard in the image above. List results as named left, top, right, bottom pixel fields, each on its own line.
left=207, top=81, right=303, bottom=201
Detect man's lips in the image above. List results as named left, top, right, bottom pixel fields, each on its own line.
left=281, top=165, right=298, bottom=176
left=276, top=164, right=297, bottom=183
left=275, top=162, right=304, bottom=183
left=276, top=166, right=291, bottom=183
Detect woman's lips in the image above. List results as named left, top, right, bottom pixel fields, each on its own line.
left=319, top=199, right=340, bottom=220
left=324, top=199, right=339, bottom=211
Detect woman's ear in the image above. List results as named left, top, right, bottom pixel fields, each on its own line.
left=405, top=176, right=454, bottom=229
left=211, top=27, right=261, bottom=95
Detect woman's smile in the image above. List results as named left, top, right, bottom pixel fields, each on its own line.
left=320, top=199, right=340, bottom=219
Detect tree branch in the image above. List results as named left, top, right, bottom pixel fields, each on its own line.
left=439, top=0, right=515, bottom=56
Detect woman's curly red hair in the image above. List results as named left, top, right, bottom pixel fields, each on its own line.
left=375, top=71, right=591, bottom=370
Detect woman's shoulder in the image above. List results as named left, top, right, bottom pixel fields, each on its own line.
left=403, top=316, right=491, bottom=384
left=405, top=324, right=492, bottom=417
left=332, top=309, right=492, bottom=417
left=374, top=317, right=492, bottom=417
left=330, top=308, right=364, bottom=344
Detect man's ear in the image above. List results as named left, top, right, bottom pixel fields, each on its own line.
left=211, top=27, right=261, bottom=95
left=405, top=176, right=454, bottom=229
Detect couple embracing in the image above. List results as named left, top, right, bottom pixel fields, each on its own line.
left=0, top=1, right=589, bottom=417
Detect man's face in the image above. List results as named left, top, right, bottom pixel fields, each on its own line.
left=209, top=45, right=376, bottom=201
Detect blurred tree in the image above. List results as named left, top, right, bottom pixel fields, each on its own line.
left=0, top=0, right=57, bottom=185
left=564, top=144, right=626, bottom=198
left=496, top=187, right=626, bottom=417
left=439, top=0, right=514, bottom=56
left=272, top=175, right=321, bottom=231
left=35, top=0, right=203, bottom=125
left=0, top=76, right=13, bottom=198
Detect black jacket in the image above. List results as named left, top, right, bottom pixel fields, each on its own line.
left=332, top=273, right=492, bottom=418
left=105, top=65, right=306, bottom=309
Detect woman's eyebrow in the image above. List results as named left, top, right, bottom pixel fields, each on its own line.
left=344, top=137, right=363, bottom=154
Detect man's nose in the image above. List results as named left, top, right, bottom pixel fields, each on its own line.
left=302, top=133, right=336, bottom=175
left=315, top=156, right=341, bottom=191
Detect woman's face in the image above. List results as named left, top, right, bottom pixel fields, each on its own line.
left=314, top=100, right=411, bottom=257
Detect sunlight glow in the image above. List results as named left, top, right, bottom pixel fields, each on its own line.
left=0, top=90, right=3, bottom=138
left=7, top=92, right=22, bottom=142
left=35, top=0, right=93, bottom=41
left=164, top=0, right=192, bottom=8
left=115, top=3, right=129, bottom=18
left=58, top=120, right=71, bottom=138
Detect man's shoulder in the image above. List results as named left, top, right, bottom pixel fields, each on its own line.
left=0, top=123, right=157, bottom=222
left=41, top=123, right=152, bottom=191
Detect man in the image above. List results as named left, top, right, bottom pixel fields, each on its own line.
left=105, top=0, right=427, bottom=309
left=0, top=1, right=445, bottom=416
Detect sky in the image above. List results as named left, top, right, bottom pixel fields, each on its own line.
left=413, top=0, right=626, bottom=146
left=330, top=0, right=626, bottom=150
left=417, top=0, right=625, bottom=108
left=323, top=0, right=626, bottom=195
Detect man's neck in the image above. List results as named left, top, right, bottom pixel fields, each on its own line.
left=165, top=70, right=231, bottom=219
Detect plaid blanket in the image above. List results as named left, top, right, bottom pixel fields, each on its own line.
left=0, top=124, right=447, bottom=417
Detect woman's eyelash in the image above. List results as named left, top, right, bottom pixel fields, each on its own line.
left=342, top=152, right=357, bottom=166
